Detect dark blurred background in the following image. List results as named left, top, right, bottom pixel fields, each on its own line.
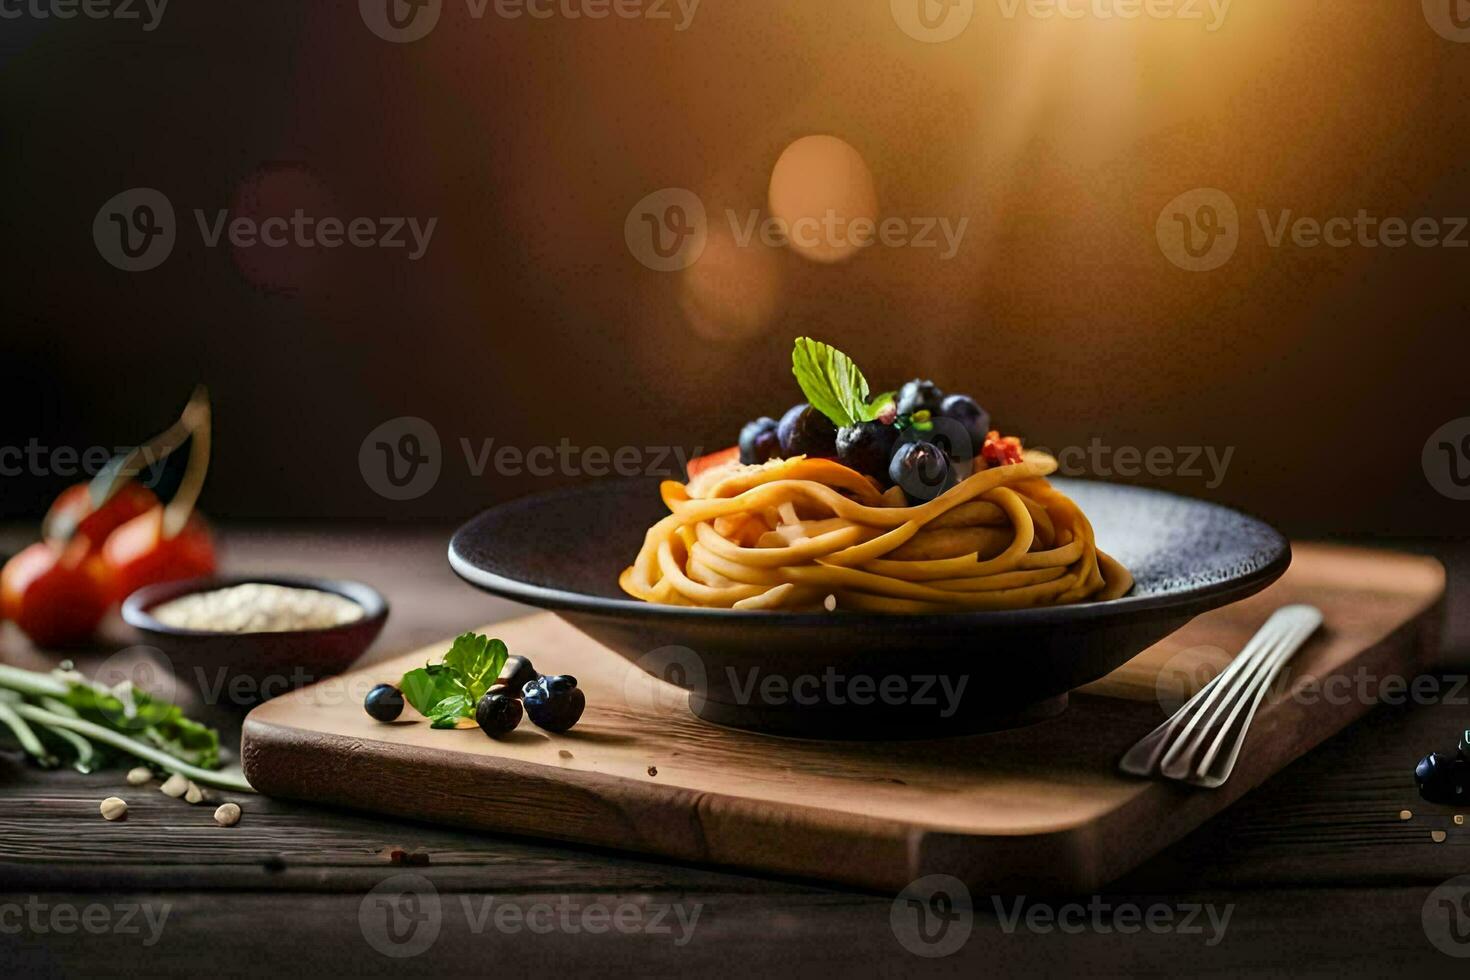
left=2, top=0, right=1469, bottom=541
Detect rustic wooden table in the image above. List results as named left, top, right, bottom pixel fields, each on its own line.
left=2, top=528, right=1468, bottom=977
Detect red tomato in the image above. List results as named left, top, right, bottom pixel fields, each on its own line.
left=102, top=507, right=217, bottom=603
left=685, top=446, right=741, bottom=478
left=44, top=482, right=159, bottom=551
left=0, top=540, right=110, bottom=647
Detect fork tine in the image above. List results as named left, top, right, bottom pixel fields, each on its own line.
left=1189, top=608, right=1322, bottom=787
left=1157, top=613, right=1290, bottom=779
left=1124, top=606, right=1322, bottom=784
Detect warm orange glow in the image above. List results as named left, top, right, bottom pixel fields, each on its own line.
left=767, top=135, right=879, bottom=264
left=678, top=229, right=784, bottom=343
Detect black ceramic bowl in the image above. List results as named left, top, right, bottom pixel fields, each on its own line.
left=122, top=575, right=388, bottom=707
left=449, top=478, right=1289, bottom=738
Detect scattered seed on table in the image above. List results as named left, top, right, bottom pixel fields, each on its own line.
left=185, top=781, right=204, bottom=805
left=126, top=767, right=152, bottom=786
left=214, top=803, right=241, bottom=827
left=558, top=749, right=573, bottom=759
left=161, top=773, right=189, bottom=798
left=1399, top=810, right=1413, bottom=821
left=1432, top=830, right=1448, bottom=843
left=100, top=797, right=127, bottom=821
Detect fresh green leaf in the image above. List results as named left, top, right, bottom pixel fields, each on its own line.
left=865, top=390, right=896, bottom=418
left=60, top=682, right=219, bottom=769
left=400, top=666, right=464, bottom=718
left=442, top=633, right=507, bottom=703
left=403, top=633, right=509, bottom=722
left=428, top=693, right=474, bottom=728
left=792, top=337, right=875, bottom=428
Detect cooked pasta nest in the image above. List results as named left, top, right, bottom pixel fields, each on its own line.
left=619, top=452, right=1133, bottom=613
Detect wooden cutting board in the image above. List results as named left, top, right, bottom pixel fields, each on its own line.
left=240, top=543, right=1444, bottom=894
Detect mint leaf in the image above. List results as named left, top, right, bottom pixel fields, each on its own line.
left=428, top=693, right=474, bottom=728
left=442, top=633, right=507, bottom=702
left=792, top=338, right=870, bottom=428
left=791, top=338, right=892, bottom=427
left=858, top=390, right=893, bottom=417
left=400, top=665, right=463, bottom=718
left=404, top=633, right=510, bottom=720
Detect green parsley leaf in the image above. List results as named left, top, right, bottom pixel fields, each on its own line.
left=400, top=665, right=463, bottom=718
left=401, top=632, right=510, bottom=722
left=791, top=338, right=889, bottom=428
left=428, top=694, right=474, bottom=728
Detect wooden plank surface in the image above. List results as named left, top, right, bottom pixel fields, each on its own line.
left=239, top=543, right=1444, bottom=893
left=3, top=529, right=1469, bottom=978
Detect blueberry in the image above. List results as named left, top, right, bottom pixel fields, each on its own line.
left=475, top=691, right=523, bottom=738
left=1415, top=751, right=1468, bottom=805
left=364, top=684, right=404, bottom=722
left=777, top=403, right=837, bottom=458
left=836, top=421, right=898, bottom=482
left=938, top=394, right=991, bottom=458
left=497, top=655, right=538, bottom=697
left=739, top=417, right=781, bottom=464
left=896, top=380, right=944, bottom=418
left=889, top=440, right=956, bottom=504
left=523, top=674, right=586, bottom=733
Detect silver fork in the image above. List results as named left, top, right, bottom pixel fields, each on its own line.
left=1119, top=605, right=1323, bottom=788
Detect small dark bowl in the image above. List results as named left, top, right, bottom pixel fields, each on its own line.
left=122, top=575, right=388, bottom=708
left=449, top=477, right=1290, bottom=738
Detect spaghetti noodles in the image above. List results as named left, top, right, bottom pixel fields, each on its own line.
left=619, top=451, right=1132, bottom=613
